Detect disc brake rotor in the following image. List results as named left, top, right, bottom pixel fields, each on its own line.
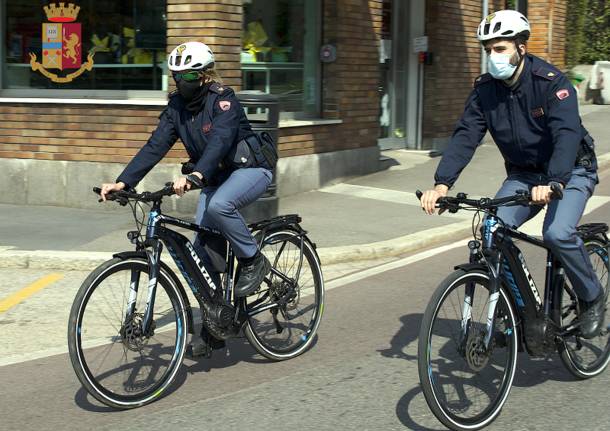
left=466, top=332, right=491, bottom=372
left=121, top=313, right=151, bottom=352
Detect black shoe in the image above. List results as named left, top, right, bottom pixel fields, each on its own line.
left=578, top=292, right=607, bottom=339
left=187, top=328, right=226, bottom=359
left=235, top=252, right=271, bottom=297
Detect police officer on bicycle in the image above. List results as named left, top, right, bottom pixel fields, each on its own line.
left=100, top=42, right=274, bottom=351
left=420, top=10, right=605, bottom=338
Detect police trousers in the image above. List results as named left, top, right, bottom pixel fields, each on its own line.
left=495, top=166, right=602, bottom=302
left=193, top=167, right=272, bottom=283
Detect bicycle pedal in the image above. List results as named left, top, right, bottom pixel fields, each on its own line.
left=186, top=342, right=212, bottom=359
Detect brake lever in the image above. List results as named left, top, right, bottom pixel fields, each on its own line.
left=549, top=181, right=564, bottom=200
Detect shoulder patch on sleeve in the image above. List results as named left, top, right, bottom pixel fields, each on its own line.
left=209, top=82, right=230, bottom=94
left=474, top=73, right=493, bottom=87
left=533, top=67, right=559, bottom=81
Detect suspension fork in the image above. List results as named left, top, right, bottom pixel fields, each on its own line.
left=459, top=241, right=481, bottom=350
left=125, top=268, right=140, bottom=320
left=484, top=250, right=503, bottom=349
left=142, top=239, right=163, bottom=336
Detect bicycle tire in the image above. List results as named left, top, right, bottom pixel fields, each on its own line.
left=68, top=257, right=188, bottom=409
left=418, top=269, right=519, bottom=431
left=244, top=230, right=324, bottom=361
left=555, top=238, right=610, bottom=379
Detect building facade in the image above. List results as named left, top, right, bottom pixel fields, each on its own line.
left=0, top=0, right=567, bottom=209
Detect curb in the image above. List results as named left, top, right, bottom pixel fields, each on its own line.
left=1, top=156, right=607, bottom=272
left=0, top=221, right=473, bottom=271
left=316, top=220, right=472, bottom=264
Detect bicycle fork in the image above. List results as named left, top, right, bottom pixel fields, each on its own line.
left=484, top=252, right=502, bottom=349
left=123, top=239, right=163, bottom=337
left=459, top=242, right=479, bottom=352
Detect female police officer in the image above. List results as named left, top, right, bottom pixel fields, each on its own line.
left=100, top=41, right=272, bottom=301
left=420, top=10, right=604, bottom=338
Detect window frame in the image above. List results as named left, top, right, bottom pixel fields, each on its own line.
left=240, top=0, right=322, bottom=119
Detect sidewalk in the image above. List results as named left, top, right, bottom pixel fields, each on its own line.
left=1, top=105, right=609, bottom=270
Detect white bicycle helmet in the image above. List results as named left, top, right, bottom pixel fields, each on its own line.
left=168, top=41, right=215, bottom=72
left=477, top=10, right=531, bottom=42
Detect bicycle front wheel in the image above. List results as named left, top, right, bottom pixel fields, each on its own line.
left=68, top=257, right=188, bottom=409
left=418, top=269, right=519, bottom=431
left=245, top=230, right=324, bottom=361
left=555, top=238, right=610, bottom=379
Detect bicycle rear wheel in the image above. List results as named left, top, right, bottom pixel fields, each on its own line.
left=418, top=269, right=518, bottom=431
left=555, top=238, right=610, bottom=379
left=68, top=257, right=188, bottom=409
left=244, top=230, right=324, bottom=361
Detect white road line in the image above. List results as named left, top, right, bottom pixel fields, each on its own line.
left=0, top=240, right=468, bottom=368
left=326, top=239, right=468, bottom=290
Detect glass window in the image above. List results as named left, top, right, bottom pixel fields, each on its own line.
left=241, top=0, right=320, bottom=117
left=2, top=0, right=166, bottom=91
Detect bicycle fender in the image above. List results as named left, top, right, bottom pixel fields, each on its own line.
left=112, top=251, right=195, bottom=334
left=454, top=263, right=488, bottom=273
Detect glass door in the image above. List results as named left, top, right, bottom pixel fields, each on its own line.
left=378, top=0, right=409, bottom=150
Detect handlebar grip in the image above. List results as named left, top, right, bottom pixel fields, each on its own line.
left=186, top=174, right=205, bottom=191
left=549, top=182, right=564, bottom=200
left=415, top=190, right=423, bottom=201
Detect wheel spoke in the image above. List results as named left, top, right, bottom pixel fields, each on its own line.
left=247, top=233, right=323, bottom=359
left=69, top=259, right=186, bottom=408
left=421, top=272, right=517, bottom=427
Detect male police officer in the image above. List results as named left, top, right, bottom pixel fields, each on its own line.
left=420, top=10, right=605, bottom=338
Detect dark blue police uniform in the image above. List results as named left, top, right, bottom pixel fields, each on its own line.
left=117, top=83, right=272, bottom=277
left=117, top=83, right=253, bottom=188
left=434, top=54, right=602, bottom=302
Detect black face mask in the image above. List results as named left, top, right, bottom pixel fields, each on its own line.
left=177, top=79, right=203, bottom=102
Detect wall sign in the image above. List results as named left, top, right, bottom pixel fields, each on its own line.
left=320, top=44, right=337, bottom=63
left=29, top=2, right=96, bottom=83
left=413, top=36, right=429, bottom=53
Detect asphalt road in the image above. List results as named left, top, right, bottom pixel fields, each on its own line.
left=0, top=174, right=608, bottom=431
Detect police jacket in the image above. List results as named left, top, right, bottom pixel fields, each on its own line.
left=117, top=83, right=252, bottom=188
left=434, top=54, right=595, bottom=188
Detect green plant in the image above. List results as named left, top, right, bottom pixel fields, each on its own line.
left=566, top=0, right=610, bottom=66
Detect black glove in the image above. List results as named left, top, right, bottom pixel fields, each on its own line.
left=186, top=173, right=206, bottom=190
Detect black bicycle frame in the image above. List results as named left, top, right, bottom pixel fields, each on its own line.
left=135, top=201, right=294, bottom=336
left=477, top=212, right=566, bottom=349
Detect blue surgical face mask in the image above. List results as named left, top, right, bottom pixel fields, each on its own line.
left=487, top=53, right=517, bottom=80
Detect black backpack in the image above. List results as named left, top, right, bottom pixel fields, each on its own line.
left=226, top=131, right=278, bottom=171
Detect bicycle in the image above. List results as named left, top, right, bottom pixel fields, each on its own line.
left=67, top=183, right=324, bottom=409
left=415, top=187, right=609, bottom=430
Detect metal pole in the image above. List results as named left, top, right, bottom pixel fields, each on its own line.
left=0, top=0, right=6, bottom=90
left=481, top=0, right=489, bottom=74
left=417, top=62, right=423, bottom=149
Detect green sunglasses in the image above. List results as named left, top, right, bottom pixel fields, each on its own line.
left=172, top=71, right=202, bottom=82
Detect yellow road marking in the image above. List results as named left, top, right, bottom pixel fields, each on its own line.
left=0, top=273, right=64, bottom=313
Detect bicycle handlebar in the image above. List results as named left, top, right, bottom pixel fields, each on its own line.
left=93, top=180, right=203, bottom=205
left=415, top=182, right=563, bottom=212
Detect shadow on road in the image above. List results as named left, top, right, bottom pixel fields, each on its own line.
left=74, top=334, right=318, bottom=412
left=380, top=313, right=581, bottom=430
